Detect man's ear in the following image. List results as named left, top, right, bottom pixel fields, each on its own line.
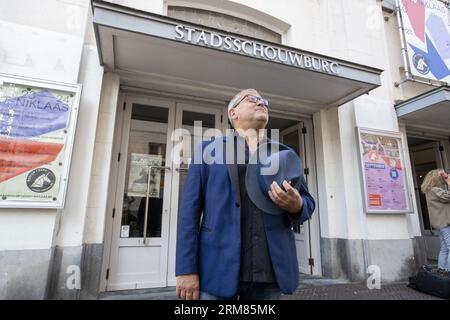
left=229, top=108, right=237, bottom=121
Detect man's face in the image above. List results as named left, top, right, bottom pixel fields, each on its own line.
left=229, top=90, right=268, bottom=129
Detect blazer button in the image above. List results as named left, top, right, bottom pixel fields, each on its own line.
left=235, top=202, right=240, bottom=208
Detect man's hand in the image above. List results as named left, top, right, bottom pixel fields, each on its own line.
left=176, top=274, right=200, bottom=300
left=268, top=180, right=303, bottom=213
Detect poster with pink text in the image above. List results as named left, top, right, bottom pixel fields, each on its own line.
left=357, top=128, right=412, bottom=214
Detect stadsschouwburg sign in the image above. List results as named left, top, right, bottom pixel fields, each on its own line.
left=175, top=25, right=340, bottom=75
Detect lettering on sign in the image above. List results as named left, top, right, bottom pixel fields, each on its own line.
left=174, top=25, right=340, bottom=75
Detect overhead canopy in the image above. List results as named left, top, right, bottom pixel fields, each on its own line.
left=92, top=0, right=382, bottom=109
left=395, top=86, right=450, bottom=132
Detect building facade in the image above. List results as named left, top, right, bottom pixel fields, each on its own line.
left=0, top=0, right=449, bottom=299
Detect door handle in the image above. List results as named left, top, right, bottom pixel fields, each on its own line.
left=148, top=166, right=171, bottom=171
left=175, top=162, right=189, bottom=172
left=143, top=165, right=171, bottom=245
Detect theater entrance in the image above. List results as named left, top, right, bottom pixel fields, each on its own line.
left=269, top=115, right=321, bottom=276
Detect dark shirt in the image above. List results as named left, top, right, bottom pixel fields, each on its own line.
left=235, top=134, right=277, bottom=283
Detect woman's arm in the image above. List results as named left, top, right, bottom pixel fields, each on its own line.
left=431, top=187, right=450, bottom=203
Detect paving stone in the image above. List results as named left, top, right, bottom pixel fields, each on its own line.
left=283, top=281, right=442, bottom=300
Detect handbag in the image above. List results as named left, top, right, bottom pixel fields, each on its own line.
left=409, top=265, right=450, bottom=299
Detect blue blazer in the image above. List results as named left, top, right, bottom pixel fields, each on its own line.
left=175, top=135, right=315, bottom=298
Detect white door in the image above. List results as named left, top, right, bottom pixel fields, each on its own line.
left=107, top=97, right=176, bottom=291
left=166, top=103, right=223, bottom=286
left=107, top=97, right=223, bottom=290
left=281, top=123, right=312, bottom=275
left=410, top=142, right=445, bottom=261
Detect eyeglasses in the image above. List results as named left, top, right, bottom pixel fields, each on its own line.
left=233, top=94, right=269, bottom=109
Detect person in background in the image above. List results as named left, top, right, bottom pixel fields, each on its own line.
left=421, top=169, right=450, bottom=272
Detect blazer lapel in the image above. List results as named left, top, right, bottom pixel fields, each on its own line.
left=224, top=134, right=241, bottom=205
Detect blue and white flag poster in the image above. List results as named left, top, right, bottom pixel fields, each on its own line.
left=400, top=0, right=450, bottom=82
left=0, top=75, right=80, bottom=208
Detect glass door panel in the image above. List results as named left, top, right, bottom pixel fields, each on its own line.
left=121, top=104, right=169, bottom=240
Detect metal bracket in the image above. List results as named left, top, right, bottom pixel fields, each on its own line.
left=383, top=10, right=397, bottom=22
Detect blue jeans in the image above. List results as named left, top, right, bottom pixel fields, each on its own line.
left=200, top=282, right=282, bottom=300
left=438, top=225, right=450, bottom=270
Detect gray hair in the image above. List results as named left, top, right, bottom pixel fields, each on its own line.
left=227, top=88, right=259, bottom=127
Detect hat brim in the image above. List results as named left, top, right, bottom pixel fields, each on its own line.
left=245, top=142, right=302, bottom=215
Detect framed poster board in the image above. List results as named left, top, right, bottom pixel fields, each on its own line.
left=0, top=73, right=81, bottom=208
left=356, top=127, right=413, bottom=214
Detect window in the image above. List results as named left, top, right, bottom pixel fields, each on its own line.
left=167, top=6, right=282, bottom=43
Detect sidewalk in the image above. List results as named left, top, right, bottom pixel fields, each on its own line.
left=99, top=275, right=443, bottom=300
left=282, top=275, right=442, bottom=300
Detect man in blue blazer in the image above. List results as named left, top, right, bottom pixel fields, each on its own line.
left=176, top=89, right=315, bottom=300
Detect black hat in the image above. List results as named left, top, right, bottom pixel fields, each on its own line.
left=245, top=141, right=303, bottom=215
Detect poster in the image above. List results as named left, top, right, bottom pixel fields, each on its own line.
left=357, top=128, right=412, bottom=213
left=127, top=153, right=162, bottom=198
left=0, top=74, right=81, bottom=208
left=399, top=0, right=450, bottom=83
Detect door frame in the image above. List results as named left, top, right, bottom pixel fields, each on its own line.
left=273, top=113, right=322, bottom=276
left=406, top=128, right=450, bottom=261
left=281, top=122, right=310, bottom=275
left=100, top=93, right=125, bottom=293
left=410, top=141, right=444, bottom=237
